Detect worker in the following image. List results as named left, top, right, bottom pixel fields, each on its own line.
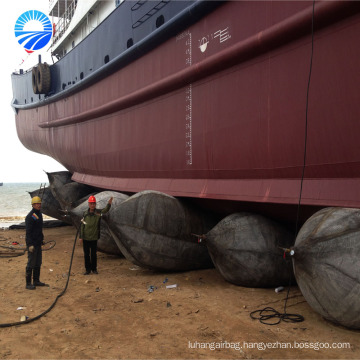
left=25, top=196, right=48, bottom=290
left=79, top=195, right=113, bottom=275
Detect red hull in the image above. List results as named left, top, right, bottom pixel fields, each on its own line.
left=14, top=1, right=360, bottom=219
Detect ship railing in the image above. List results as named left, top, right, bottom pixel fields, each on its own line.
left=52, top=0, right=77, bottom=47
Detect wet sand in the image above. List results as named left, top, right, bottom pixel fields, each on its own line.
left=0, top=226, right=359, bottom=359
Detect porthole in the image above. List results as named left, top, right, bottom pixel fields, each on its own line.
left=156, top=15, right=164, bottom=28
left=127, top=38, right=133, bottom=48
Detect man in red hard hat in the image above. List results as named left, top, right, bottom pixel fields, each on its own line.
left=79, top=195, right=113, bottom=275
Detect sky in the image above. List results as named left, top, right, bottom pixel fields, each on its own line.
left=0, top=0, right=66, bottom=183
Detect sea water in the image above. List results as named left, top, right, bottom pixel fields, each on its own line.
left=0, top=183, right=47, bottom=228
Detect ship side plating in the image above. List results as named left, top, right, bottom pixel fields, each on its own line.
left=11, top=0, right=360, bottom=223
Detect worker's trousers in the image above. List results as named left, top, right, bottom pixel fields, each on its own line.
left=83, top=239, right=97, bottom=272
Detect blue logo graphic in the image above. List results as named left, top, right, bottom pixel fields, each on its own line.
left=14, top=10, right=52, bottom=53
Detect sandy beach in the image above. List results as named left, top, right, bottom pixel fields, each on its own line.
left=0, top=225, right=359, bottom=359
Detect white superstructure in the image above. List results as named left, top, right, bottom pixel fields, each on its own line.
left=50, top=0, right=120, bottom=59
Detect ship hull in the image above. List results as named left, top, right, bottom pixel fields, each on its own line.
left=12, top=1, right=360, bottom=223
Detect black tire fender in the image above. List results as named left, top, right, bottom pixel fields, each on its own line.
left=32, top=66, right=39, bottom=94
left=37, top=63, right=51, bottom=95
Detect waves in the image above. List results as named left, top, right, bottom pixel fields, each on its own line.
left=0, top=183, right=41, bottom=217
left=0, top=216, right=25, bottom=229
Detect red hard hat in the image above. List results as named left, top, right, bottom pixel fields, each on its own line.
left=88, top=195, right=96, bottom=203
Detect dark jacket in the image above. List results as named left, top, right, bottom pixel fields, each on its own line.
left=80, top=204, right=111, bottom=241
left=25, top=208, right=44, bottom=247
